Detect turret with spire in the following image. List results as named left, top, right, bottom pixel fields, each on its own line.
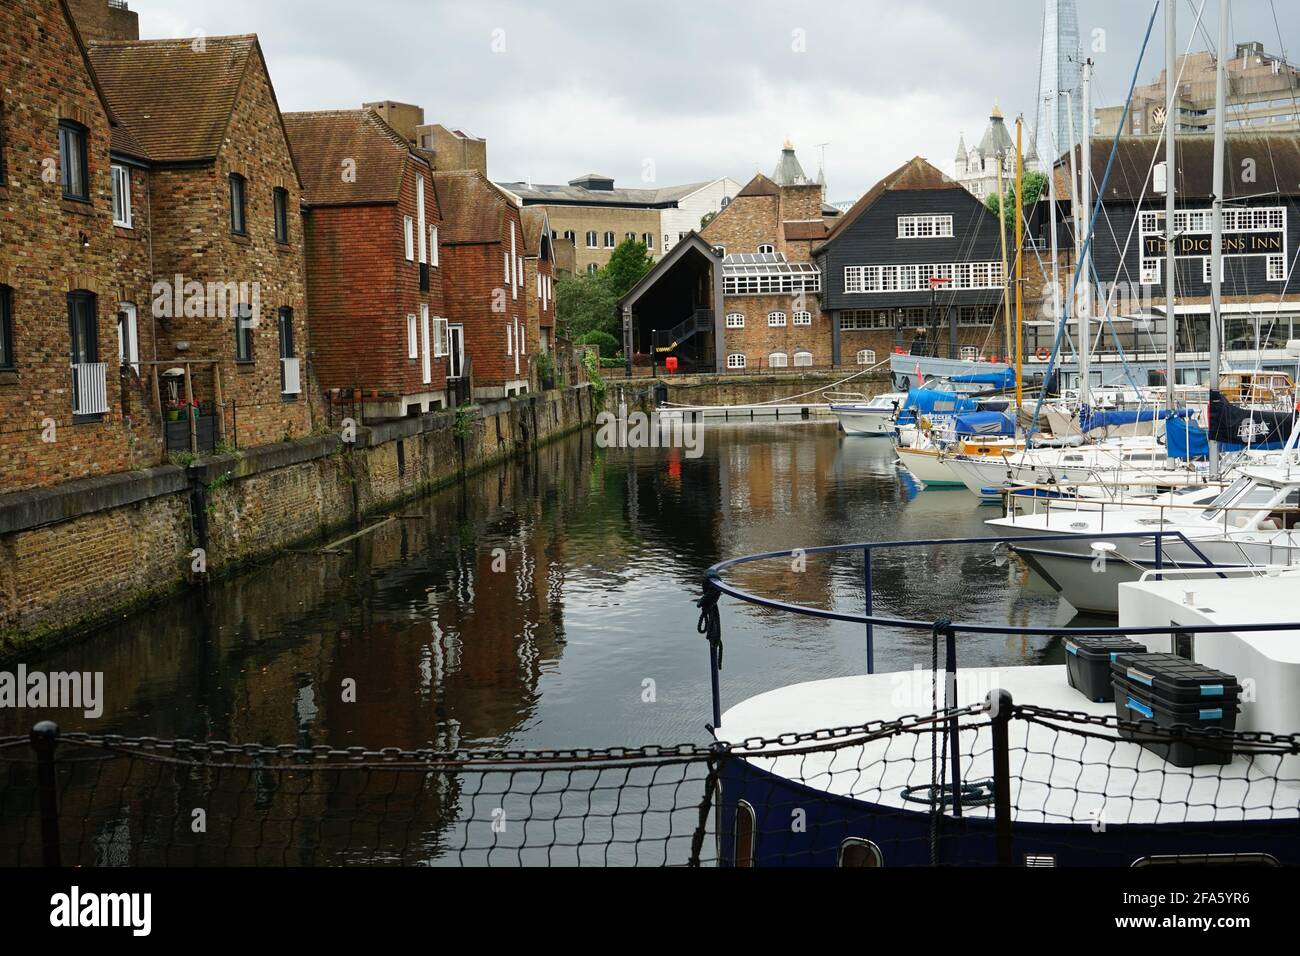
left=772, top=139, right=814, bottom=187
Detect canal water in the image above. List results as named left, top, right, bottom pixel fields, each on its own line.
left=3, top=421, right=1074, bottom=750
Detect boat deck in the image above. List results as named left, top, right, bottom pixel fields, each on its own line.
left=716, top=665, right=1300, bottom=825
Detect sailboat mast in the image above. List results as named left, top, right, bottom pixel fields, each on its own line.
left=1209, top=0, right=1228, bottom=476
left=1015, top=117, right=1025, bottom=410
left=1164, top=0, right=1178, bottom=410
left=997, top=144, right=1012, bottom=368
left=1080, top=60, right=1094, bottom=411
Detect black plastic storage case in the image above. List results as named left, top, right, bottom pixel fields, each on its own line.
left=1064, top=636, right=1148, bottom=702
left=1110, top=653, right=1243, bottom=768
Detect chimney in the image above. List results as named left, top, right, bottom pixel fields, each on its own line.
left=66, top=0, right=140, bottom=42
left=362, top=101, right=426, bottom=146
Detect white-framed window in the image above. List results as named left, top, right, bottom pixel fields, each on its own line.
left=1140, top=258, right=1161, bottom=285
left=626, top=231, right=636, bottom=242
left=111, top=164, right=132, bottom=228
left=603, top=230, right=615, bottom=248
left=586, top=230, right=598, bottom=248
left=725, top=312, right=745, bottom=328
left=587, top=262, right=599, bottom=275
left=757, top=243, right=774, bottom=254
left=434, top=316, right=448, bottom=357
left=897, top=214, right=953, bottom=238
left=407, top=314, right=418, bottom=358
left=1202, top=257, right=1225, bottom=283
left=843, top=262, right=1002, bottom=293
left=643, top=233, right=654, bottom=250
left=768, top=352, right=788, bottom=368
left=116, top=302, right=139, bottom=370
left=420, top=304, right=432, bottom=384
left=793, top=350, right=813, bottom=367
left=404, top=216, right=415, bottom=261
left=1268, top=255, right=1288, bottom=281
left=416, top=175, right=427, bottom=263
left=841, top=309, right=905, bottom=330
left=726, top=353, right=746, bottom=369
left=504, top=251, right=510, bottom=282
left=768, top=311, right=787, bottom=327
left=793, top=310, right=812, bottom=326
left=430, top=225, right=439, bottom=267
left=506, top=321, right=513, bottom=355
left=856, top=348, right=877, bottom=366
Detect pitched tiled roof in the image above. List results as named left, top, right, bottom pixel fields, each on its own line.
left=822, top=157, right=955, bottom=243
left=283, top=110, right=415, bottom=206
left=736, top=173, right=779, bottom=198
left=783, top=220, right=827, bottom=241
left=433, top=170, right=510, bottom=245
left=86, top=35, right=257, bottom=163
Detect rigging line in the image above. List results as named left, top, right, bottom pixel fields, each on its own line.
left=1029, top=0, right=1174, bottom=442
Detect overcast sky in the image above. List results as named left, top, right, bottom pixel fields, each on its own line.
left=131, top=0, right=1298, bottom=201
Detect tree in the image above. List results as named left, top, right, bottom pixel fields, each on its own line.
left=700, top=211, right=717, bottom=229
left=985, top=170, right=1048, bottom=229
left=555, top=271, right=618, bottom=343
left=603, top=237, right=655, bottom=299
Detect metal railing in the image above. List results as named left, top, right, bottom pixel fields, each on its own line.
left=71, top=362, right=109, bottom=416
left=652, top=309, right=713, bottom=351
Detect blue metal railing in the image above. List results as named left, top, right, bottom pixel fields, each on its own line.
left=700, top=530, right=1300, bottom=731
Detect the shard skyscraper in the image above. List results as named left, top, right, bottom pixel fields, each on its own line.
left=1034, top=0, right=1084, bottom=169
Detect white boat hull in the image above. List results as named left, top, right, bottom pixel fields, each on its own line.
left=830, top=405, right=896, bottom=436
left=895, top=445, right=964, bottom=486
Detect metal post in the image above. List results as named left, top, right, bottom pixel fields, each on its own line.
left=864, top=547, right=875, bottom=675
left=1156, top=531, right=1164, bottom=576
left=1164, top=0, right=1178, bottom=411
left=944, top=625, right=963, bottom=818
left=709, top=641, right=722, bottom=730
left=30, top=721, right=60, bottom=867
left=987, top=690, right=1013, bottom=866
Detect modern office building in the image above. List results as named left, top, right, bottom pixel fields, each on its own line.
left=1034, top=0, right=1083, bottom=170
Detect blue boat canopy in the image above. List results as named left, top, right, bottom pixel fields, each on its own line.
left=952, top=412, right=1015, bottom=437
left=948, top=368, right=1016, bottom=390
left=1079, top=407, right=1194, bottom=432
left=902, top=388, right=980, bottom=418
left=1165, top=420, right=1209, bottom=461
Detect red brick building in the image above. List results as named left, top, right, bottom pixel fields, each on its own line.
left=285, top=109, right=451, bottom=417
left=433, top=170, right=532, bottom=399
left=521, top=207, right=556, bottom=359
left=86, top=31, right=315, bottom=450
left=0, top=0, right=163, bottom=492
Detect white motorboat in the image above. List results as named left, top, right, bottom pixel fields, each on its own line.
left=987, top=464, right=1300, bottom=614
left=827, top=392, right=905, bottom=436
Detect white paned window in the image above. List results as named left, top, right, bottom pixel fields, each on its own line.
left=793, top=311, right=812, bottom=326
left=1268, top=255, right=1288, bottom=281
left=726, top=353, right=746, bottom=369
left=404, top=216, right=415, bottom=261
left=586, top=231, right=598, bottom=248
left=407, top=314, right=418, bottom=359
left=725, top=312, right=745, bottom=328
left=793, top=351, right=813, bottom=367
left=430, top=226, right=439, bottom=267
left=897, top=214, right=954, bottom=238
left=768, top=311, right=787, bottom=327
left=506, top=322, right=513, bottom=355
left=757, top=243, right=774, bottom=254
left=504, top=251, right=510, bottom=283
left=434, top=316, right=448, bottom=357
left=856, top=349, right=877, bottom=365
left=604, top=231, right=615, bottom=248
left=417, top=175, right=427, bottom=264
left=1140, top=259, right=1161, bottom=285
left=420, top=305, right=431, bottom=384
left=768, top=352, right=788, bottom=368
left=1202, top=257, right=1225, bottom=283
left=843, top=262, right=1002, bottom=293
left=111, top=164, right=132, bottom=228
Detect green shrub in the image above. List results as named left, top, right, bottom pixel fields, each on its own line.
left=577, top=330, right=620, bottom=356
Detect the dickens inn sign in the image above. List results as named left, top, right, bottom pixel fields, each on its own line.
left=1139, top=206, right=1288, bottom=264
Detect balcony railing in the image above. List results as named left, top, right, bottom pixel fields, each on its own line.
left=72, top=362, right=109, bottom=416
left=281, top=356, right=302, bottom=395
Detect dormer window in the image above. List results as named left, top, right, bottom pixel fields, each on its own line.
left=757, top=243, right=774, bottom=254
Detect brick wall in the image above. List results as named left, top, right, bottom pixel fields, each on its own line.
left=0, top=0, right=146, bottom=492
left=303, top=158, right=450, bottom=410
left=533, top=205, right=660, bottom=272
left=65, top=0, right=140, bottom=42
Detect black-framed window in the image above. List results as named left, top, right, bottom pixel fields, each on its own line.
left=235, top=303, right=253, bottom=362
left=58, top=121, right=89, bottom=201
left=273, top=187, right=289, bottom=243
left=229, top=173, right=247, bottom=235
left=277, top=307, right=295, bottom=359
left=0, top=285, right=13, bottom=369
left=67, top=290, right=98, bottom=365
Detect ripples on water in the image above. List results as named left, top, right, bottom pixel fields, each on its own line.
left=3, top=422, right=1075, bottom=751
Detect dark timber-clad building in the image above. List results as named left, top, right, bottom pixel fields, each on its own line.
left=813, top=157, right=1010, bottom=380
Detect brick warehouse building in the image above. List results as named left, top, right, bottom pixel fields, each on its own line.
left=284, top=109, right=452, bottom=418
left=520, top=207, right=556, bottom=357
left=85, top=32, right=315, bottom=450
left=433, top=170, right=535, bottom=399
left=813, top=156, right=1010, bottom=380
left=700, top=171, right=830, bottom=370
left=0, top=0, right=166, bottom=493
